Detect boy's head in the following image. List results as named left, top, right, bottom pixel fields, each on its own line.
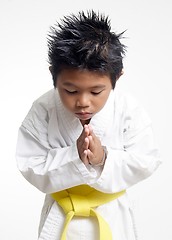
left=48, top=10, right=126, bottom=89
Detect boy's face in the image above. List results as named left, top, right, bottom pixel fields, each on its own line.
left=56, top=68, right=112, bottom=125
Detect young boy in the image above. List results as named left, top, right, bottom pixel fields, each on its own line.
left=16, top=10, right=161, bottom=240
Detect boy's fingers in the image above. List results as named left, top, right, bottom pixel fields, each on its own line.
left=81, top=150, right=89, bottom=165
left=77, top=126, right=89, bottom=146
left=87, top=135, right=95, bottom=151
left=84, top=137, right=89, bottom=150
left=87, top=149, right=94, bottom=160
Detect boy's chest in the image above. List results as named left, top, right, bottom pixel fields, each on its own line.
left=47, top=110, right=125, bottom=150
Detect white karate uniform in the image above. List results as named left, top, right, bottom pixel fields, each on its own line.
left=16, top=84, right=161, bottom=240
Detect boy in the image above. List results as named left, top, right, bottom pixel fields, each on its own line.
left=16, top=10, right=161, bottom=240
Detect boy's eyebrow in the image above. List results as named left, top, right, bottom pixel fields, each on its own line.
left=62, top=82, right=106, bottom=89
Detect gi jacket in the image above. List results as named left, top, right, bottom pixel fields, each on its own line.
left=16, top=85, right=161, bottom=240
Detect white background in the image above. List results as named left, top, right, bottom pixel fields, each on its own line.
left=0, top=0, right=171, bottom=239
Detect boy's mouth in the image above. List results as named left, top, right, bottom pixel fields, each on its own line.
left=75, top=112, right=93, bottom=120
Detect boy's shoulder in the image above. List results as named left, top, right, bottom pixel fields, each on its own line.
left=114, top=84, right=151, bottom=127
left=35, top=88, right=55, bottom=103
left=23, top=89, right=56, bottom=123
left=22, top=89, right=56, bottom=134
left=33, top=88, right=56, bottom=110
left=114, top=84, right=141, bottom=111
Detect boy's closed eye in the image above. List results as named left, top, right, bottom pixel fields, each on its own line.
left=65, top=89, right=78, bottom=94
left=91, top=90, right=103, bottom=95
left=65, top=89, right=103, bottom=95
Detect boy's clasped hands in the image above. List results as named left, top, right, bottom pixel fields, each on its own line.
left=77, top=124, right=105, bottom=166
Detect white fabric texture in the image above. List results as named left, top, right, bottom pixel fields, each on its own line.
left=16, top=85, right=161, bottom=240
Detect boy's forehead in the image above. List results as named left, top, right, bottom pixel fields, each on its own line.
left=57, top=69, right=111, bottom=88
left=62, top=81, right=107, bottom=89
left=58, top=68, right=110, bottom=80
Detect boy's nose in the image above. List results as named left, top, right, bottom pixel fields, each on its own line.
left=76, top=94, right=90, bottom=108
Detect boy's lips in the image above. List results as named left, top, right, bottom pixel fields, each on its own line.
left=75, top=112, right=93, bottom=120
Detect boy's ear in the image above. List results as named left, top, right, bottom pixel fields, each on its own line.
left=49, top=66, right=53, bottom=74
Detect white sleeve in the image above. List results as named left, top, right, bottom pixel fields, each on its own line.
left=90, top=103, right=162, bottom=193
left=16, top=126, right=102, bottom=194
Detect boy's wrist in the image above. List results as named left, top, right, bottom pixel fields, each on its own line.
left=90, top=146, right=108, bottom=167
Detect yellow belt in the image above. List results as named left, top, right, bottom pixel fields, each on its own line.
left=51, top=185, right=125, bottom=240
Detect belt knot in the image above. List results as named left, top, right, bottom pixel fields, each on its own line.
left=58, top=194, right=90, bottom=217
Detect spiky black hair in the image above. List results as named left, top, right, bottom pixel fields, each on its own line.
left=47, top=10, right=126, bottom=88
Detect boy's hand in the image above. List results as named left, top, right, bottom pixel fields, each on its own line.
left=77, top=124, right=104, bottom=166
left=77, top=125, right=90, bottom=165
left=86, top=125, right=104, bottom=165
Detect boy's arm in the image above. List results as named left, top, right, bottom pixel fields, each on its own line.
left=89, top=114, right=161, bottom=193
left=16, top=126, right=102, bottom=194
